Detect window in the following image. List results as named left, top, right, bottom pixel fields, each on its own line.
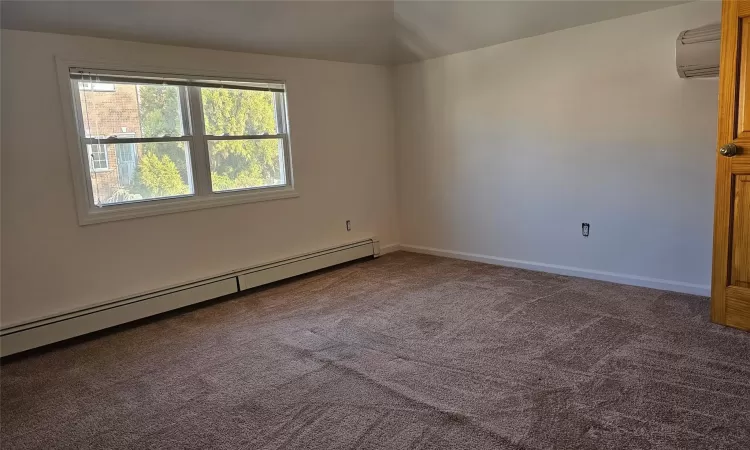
left=201, top=87, right=288, bottom=192
left=87, top=143, right=109, bottom=171
left=62, top=63, right=295, bottom=224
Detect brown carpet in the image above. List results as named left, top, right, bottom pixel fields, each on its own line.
left=2, top=252, right=750, bottom=449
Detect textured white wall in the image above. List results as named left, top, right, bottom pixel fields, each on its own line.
left=395, top=2, right=720, bottom=294
left=1, top=30, right=399, bottom=326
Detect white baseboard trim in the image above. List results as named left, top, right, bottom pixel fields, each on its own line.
left=379, top=243, right=401, bottom=255
left=399, top=244, right=710, bottom=297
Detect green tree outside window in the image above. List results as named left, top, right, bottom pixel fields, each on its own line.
left=132, top=84, right=283, bottom=199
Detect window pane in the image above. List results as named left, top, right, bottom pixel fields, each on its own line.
left=201, top=87, right=281, bottom=136
left=86, top=144, right=109, bottom=171
left=207, top=138, right=286, bottom=192
left=89, top=141, right=194, bottom=206
left=77, top=81, right=186, bottom=138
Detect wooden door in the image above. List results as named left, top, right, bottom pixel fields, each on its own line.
left=713, top=0, right=750, bottom=330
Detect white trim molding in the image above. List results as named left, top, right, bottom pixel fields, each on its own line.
left=399, top=244, right=710, bottom=297
left=55, top=57, right=297, bottom=225
left=81, top=187, right=299, bottom=225
left=379, top=243, right=401, bottom=255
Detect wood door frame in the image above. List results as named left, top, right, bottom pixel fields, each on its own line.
left=713, top=0, right=742, bottom=324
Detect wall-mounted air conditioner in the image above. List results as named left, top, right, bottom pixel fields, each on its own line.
left=676, top=23, right=720, bottom=78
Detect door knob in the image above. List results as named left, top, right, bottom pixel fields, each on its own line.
left=720, top=143, right=739, bottom=157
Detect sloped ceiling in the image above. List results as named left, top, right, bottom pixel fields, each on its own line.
left=1, top=0, right=690, bottom=65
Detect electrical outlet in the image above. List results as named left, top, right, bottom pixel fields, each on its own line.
left=582, top=223, right=590, bottom=237
left=346, top=220, right=351, bottom=231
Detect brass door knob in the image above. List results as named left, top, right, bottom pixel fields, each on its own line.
left=720, top=143, right=739, bottom=157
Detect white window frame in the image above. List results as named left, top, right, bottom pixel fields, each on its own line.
left=87, top=142, right=110, bottom=172
left=56, top=58, right=297, bottom=225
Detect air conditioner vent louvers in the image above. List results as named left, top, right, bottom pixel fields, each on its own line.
left=683, top=67, right=720, bottom=78
left=676, top=24, right=720, bottom=79
left=679, top=24, right=721, bottom=44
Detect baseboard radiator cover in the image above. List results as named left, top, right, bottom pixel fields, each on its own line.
left=1, top=238, right=380, bottom=357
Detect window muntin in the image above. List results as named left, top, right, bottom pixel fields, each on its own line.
left=87, top=143, right=109, bottom=171
left=69, top=68, right=291, bottom=216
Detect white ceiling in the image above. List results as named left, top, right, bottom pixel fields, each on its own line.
left=1, top=1, right=690, bottom=65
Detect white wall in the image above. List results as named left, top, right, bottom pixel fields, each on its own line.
left=0, top=1, right=723, bottom=328
left=395, top=1, right=720, bottom=294
left=1, top=30, right=399, bottom=327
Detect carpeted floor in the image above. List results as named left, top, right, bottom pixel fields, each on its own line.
left=2, top=252, right=750, bottom=449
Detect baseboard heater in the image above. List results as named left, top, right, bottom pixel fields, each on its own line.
left=0, top=237, right=380, bottom=357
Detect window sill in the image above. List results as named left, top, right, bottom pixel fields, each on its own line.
left=79, top=187, right=299, bottom=225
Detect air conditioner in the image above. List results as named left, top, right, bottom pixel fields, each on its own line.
left=676, top=24, right=720, bottom=78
